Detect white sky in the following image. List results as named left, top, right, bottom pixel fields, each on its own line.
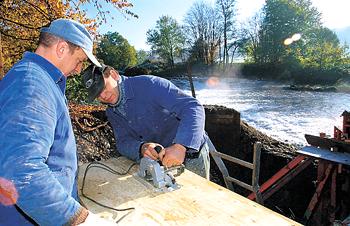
left=94, top=0, right=350, bottom=50
left=312, top=0, right=350, bottom=28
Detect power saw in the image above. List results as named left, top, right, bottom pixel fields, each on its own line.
left=138, top=146, right=184, bottom=190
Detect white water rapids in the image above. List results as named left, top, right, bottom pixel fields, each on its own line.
left=171, top=76, right=350, bottom=146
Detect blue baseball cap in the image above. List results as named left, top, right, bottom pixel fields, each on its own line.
left=41, top=18, right=101, bottom=67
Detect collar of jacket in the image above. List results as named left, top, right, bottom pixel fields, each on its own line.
left=108, top=75, right=133, bottom=108
left=23, top=52, right=66, bottom=95
left=119, top=75, right=134, bottom=100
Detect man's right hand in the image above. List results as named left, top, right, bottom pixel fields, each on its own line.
left=158, top=143, right=186, bottom=167
left=79, top=211, right=117, bottom=225
left=140, top=142, right=164, bottom=160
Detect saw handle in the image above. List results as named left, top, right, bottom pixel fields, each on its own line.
left=154, top=145, right=163, bottom=165
left=154, top=145, right=162, bottom=153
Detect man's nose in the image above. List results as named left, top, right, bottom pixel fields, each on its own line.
left=99, top=90, right=107, bottom=99
left=75, top=64, right=83, bottom=74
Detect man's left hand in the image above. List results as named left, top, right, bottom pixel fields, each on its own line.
left=159, top=144, right=186, bottom=167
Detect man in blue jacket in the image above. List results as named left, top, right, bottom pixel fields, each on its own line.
left=83, top=65, right=210, bottom=179
left=0, top=19, right=114, bottom=225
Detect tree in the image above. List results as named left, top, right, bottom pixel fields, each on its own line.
left=0, top=0, right=135, bottom=77
left=136, top=49, right=149, bottom=64
left=298, top=27, right=348, bottom=70
left=216, top=0, right=236, bottom=65
left=239, top=12, right=264, bottom=63
left=258, top=0, right=322, bottom=64
left=240, top=0, right=350, bottom=82
left=184, top=2, right=221, bottom=64
left=258, top=0, right=350, bottom=72
left=146, top=15, right=185, bottom=68
left=97, top=32, right=137, bottom=70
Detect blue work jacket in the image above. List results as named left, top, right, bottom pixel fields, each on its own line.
left=0, top=52, right=81, bottom=225
left=106, top=75, right=206, bottom=161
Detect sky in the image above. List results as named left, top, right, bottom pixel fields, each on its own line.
left=87, top=0, right=350, bottom=50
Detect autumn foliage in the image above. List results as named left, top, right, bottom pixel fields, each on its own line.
left=0, top=0, right=135, bottom=78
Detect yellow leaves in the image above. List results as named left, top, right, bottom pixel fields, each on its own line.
left=0, top=0, right=135, bottom=73
left=55, top=1, right=67, bottom=11
left=39, top=4, right=46, bottom=11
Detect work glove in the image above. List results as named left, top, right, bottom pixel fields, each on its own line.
left=79, top=211, right=117, bottom=225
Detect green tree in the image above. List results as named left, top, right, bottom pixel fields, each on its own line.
left=258, top=0, right=321, bottom=64
left=97, top=31, right=137, bottom=70
left=239, top=0, right=350, bottom=83
left=146, top=15, right=185, bottom=68
left=0, top=0, right=135, bottom=78
left=136, top=49, right=149, bottom=64
left=297, top=27, right=348, bottom=70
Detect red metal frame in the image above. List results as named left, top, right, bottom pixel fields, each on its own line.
left=334, top=126, right=343, bottom=140
left=247, top=155, right=306, bottom=200
left=304, top=163, right=333, bottom=220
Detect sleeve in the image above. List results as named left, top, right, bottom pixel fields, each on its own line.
left=0, top=75, right=82, bottom=225
left=147, top=76, right=206, bottom=151
left=106, top=108, right=144, bottom=162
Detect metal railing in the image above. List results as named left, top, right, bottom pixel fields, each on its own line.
left=207, top=138, right=263, bottom=203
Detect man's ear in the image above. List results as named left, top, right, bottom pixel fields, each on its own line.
left=110, top=69, right=120, bottom=81
left=56, top=41, right=67, bottom=58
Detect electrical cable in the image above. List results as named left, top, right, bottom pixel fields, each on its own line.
left=80, top=159, right=137, bottom=223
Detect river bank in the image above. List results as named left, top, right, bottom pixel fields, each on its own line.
left=127, top=62, right=350, bottom=93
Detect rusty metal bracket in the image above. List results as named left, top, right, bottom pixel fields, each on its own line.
left=247, top=155, right=308, bottom=201
left=304, top=163, right=333, bottom=220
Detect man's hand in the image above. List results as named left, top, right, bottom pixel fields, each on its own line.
left=140, top=142, right=164, bottom=160
left=159, top=144, right=186, bottom=167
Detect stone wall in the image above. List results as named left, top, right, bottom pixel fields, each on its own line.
left=204, top=105, right=241, bottom=154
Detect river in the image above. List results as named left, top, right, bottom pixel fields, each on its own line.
left=170, top=76, right=350, bottom=146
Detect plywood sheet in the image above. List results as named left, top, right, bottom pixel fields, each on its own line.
left=78, top=157, right=302, bottom=226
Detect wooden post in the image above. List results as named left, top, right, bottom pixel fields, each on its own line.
left=187, top=60, right=196, bottom=98
left=0, top=33, right=4, bottom=79
left=252, top=142, right=263, bottom=204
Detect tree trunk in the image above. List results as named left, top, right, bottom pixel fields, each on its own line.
left=223, top=28, right=227, bottom=65
left=170, top=46, right=174, bottom=68
left=219, top=38, right=222, bottom=63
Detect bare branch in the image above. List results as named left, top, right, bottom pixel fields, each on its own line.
left=0, top=16, right=42, bottom=30
left=0, top=30, right=37, bottom=41
left=22, top=0, right=50, bottom=20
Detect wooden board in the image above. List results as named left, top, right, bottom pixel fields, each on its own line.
left=78, top=157, right=302, bottom=226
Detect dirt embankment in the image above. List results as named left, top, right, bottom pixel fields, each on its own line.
left=69, top=103, right=117, bottom=163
